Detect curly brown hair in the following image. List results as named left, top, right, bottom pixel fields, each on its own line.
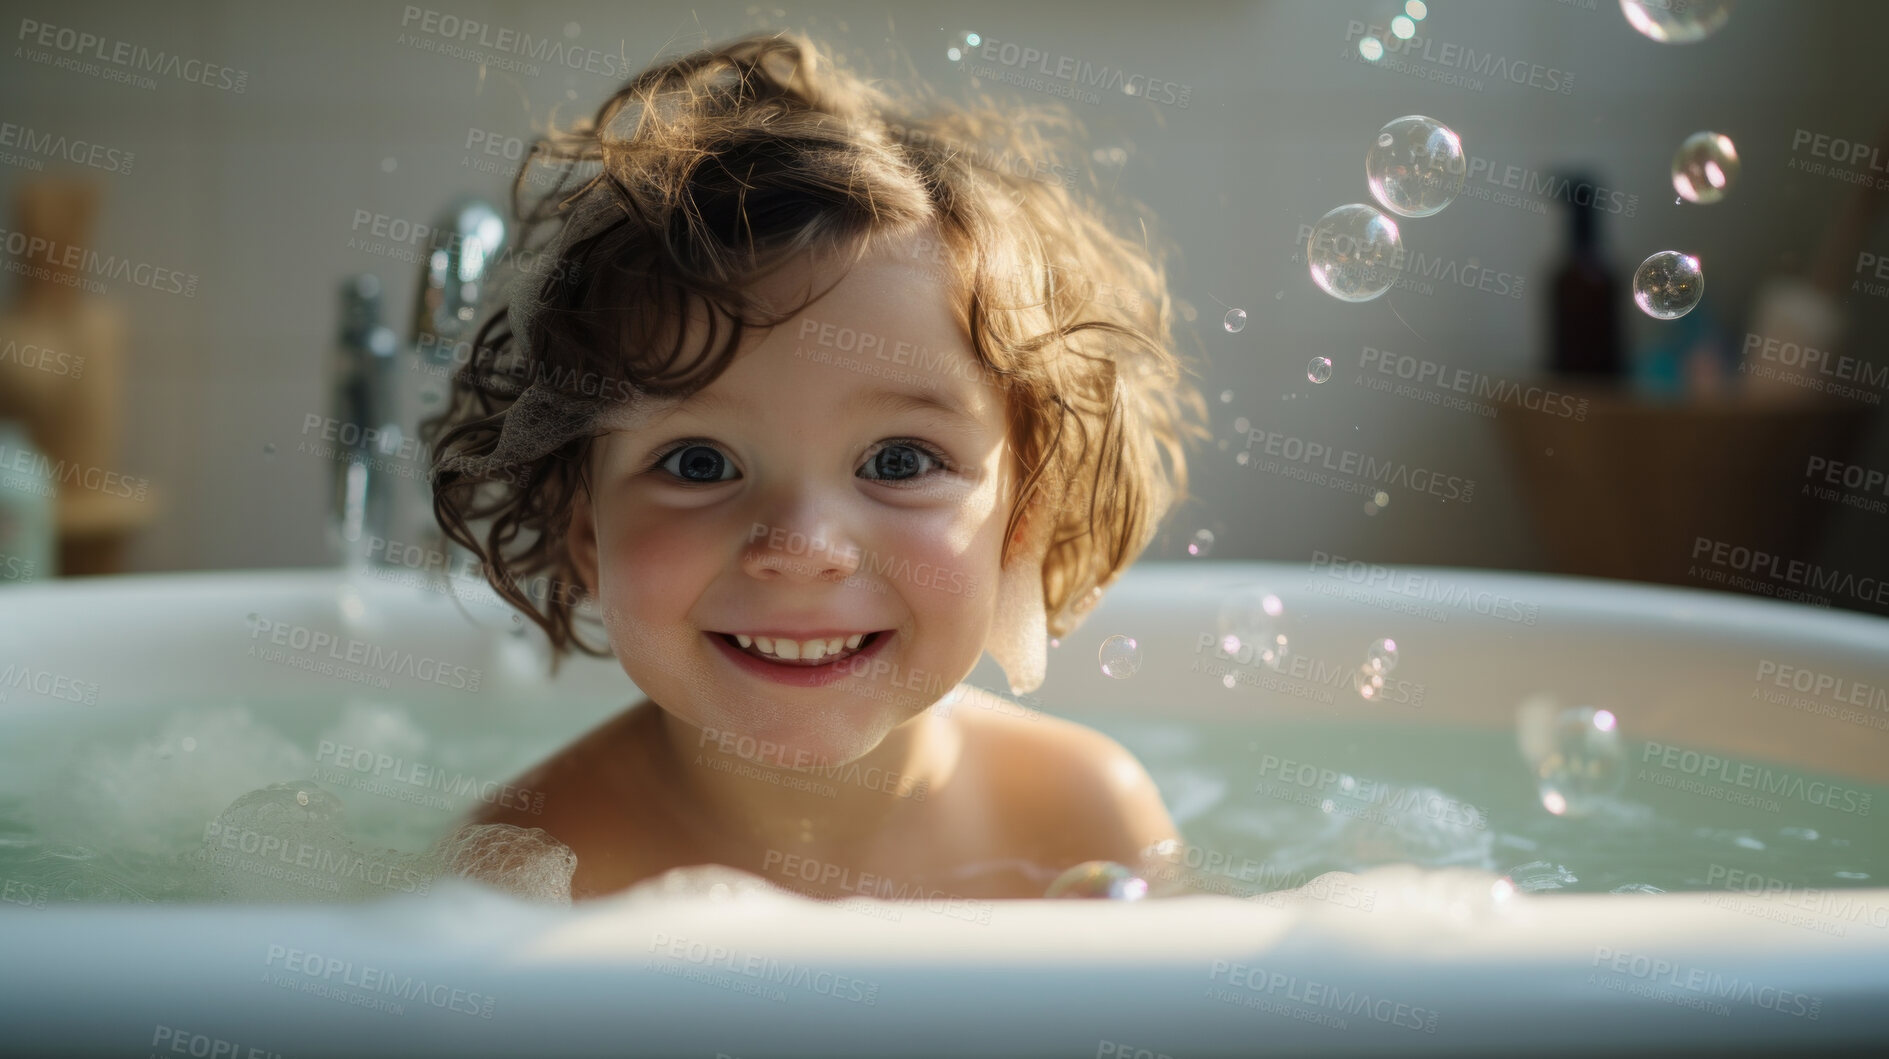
left=421, top=30, right=1211, bottom=677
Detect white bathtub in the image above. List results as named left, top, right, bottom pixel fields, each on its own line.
left=2, top=561, right=1887, bottom=1058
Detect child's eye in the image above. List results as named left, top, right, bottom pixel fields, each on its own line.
left=858, top=440, right=954, bottom=483
left=649, top=439, right=954, bottom=485
left=654, top=443, right=736, bottom=483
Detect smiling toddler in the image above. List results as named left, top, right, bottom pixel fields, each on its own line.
left=424, top=31, right=1210, bottom=901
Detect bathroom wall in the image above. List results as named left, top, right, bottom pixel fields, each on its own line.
left=2, top=0, right=1884, bottom=612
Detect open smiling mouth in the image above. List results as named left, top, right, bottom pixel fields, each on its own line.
left=712, top=631, right=888, bottom=667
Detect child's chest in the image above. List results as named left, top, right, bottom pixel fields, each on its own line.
left=568, top=756, right=1070, bottom=901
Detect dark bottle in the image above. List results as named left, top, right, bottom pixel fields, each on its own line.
left=1547, top=173, right=1624, bottom=378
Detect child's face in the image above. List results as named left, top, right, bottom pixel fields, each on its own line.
left=569, top=231, right=1022, bottom=767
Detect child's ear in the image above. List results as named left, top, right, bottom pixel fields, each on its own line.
left=567, top=481, right=601, bottom=599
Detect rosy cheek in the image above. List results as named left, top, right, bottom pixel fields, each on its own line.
left=881, top=517, right=1004, bottom=603
left=596, top=508, right=713, bottom=608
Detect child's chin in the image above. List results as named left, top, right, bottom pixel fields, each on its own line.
left=711, top=700, right=906, bottom=768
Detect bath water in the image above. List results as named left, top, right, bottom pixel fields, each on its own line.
left=1, top=695, right=1883, bottom=907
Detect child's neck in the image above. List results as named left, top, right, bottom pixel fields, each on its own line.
left=642, top=698, right=963, bottom=862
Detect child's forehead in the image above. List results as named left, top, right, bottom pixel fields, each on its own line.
left=580, top=228, right=998, bottom=438
left=754, top=227, right=962, bottom=311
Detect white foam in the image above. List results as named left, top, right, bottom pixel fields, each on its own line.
left=34, top=705, right=311, bottom=862
left=430, top=822, right=578, bottom=906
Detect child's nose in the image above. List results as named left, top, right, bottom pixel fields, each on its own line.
left=741, top=522, right=864, bottom=584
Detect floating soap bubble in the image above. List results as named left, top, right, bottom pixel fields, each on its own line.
left=1517, top=702, right=1625, bottom=817
left=1632, top=251, right=1704, bottom=319
left=1353, top=664, right=1385, bottom=700
left=1259, top=632, right=1292, bottom=672
left=1217, top=587, right=1284, bottom=659
left=1098, top=635, right=1142, bottom=679
left=1307, top=356, right=1333, bottom=383
left=1358, top=36, right=1384, bottom=62
left=1366, top=115, right=1467, bottom=219
left=1224, top=308, right=1247, bottom=333
left=1307, top=204, right=1402, bottom=302
left=1188, top=529, right=1215, bottom=557
left=1367, top=637, right=1399, bottom=673
left=1671, top=131, right=1739, bottom=204
left=1045, top=860, right=1149, bottom=900
left=1619, top=0, right=1731, bottom=44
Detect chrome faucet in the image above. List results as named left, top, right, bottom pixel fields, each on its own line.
left=329, top=198, right=507, bottom=576
left=327, top=273, right=399, bottom=567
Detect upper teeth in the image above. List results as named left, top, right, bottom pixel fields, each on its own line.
left=733, top=633, right=865, bottom=661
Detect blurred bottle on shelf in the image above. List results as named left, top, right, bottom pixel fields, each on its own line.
left=1545, top=171, right=1625, bottom=381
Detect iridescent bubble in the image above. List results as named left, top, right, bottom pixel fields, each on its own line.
left=1618, top=0, right=1732, bottom=44
left=1045, top=861, right=1149, bottom=900
left=1671, top=131, right=1739, bottom=204
left=1307, top=356, right=1333, bottom=384
left=1520, top=704, right=1626, bottom=817
left=1391, top=15, right=1416, bottom=39
left=1632, top=251, right=1704, bottom=320
left=1358, top=36, right=1384, bottom=62
left=1367, top=637, right=1399, bottom=673
left=1098, top=635, right=1142, bottom=679
left=1261, top=633, right=1291, bottom=672
left=1188, top=529, right=1215, bottom=557
left=1366, top=115, right=1467, bottom=219
left=1224, top=308, right=1247, bottom=333
left=1307, top=204, right=1402, bottom=303
left=1217, top=587, right=1283, bottom=658
left=1352, top=664, right=1385, bottom=700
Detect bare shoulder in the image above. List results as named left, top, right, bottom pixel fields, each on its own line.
left=457, top=700, right=646, bottom=836
left=949, top=686, right=1177, bottom=865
